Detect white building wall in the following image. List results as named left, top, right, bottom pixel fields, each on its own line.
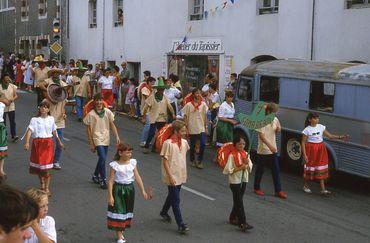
left=68, top=0, right=370, bottom=82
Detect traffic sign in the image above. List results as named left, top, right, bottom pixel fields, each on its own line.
left=50, top=42, right=62, bottom=55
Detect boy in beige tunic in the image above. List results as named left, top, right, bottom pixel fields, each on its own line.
left=84, top=93, right=120, bottom=189
left=0, top=74, right=18, bottom=142
left=71, top=68, right=91, bottom=122
left=142, top=78, right=175, bottom=153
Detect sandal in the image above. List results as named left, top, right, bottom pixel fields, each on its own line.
left=303, top=186, right=312, bottom=194
left=321, top=190, right=332, bottom=196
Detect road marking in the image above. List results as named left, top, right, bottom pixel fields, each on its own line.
left=64, top=137, right=71, bottom=142
left=182, top=185, right=215, bottom=201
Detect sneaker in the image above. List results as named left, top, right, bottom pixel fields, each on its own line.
left=92, top=175, right=100, bottom=184
left=143, top=148, right=150, bottom=154
left=196, top=161, right=204, bottom=169
left=275, top=191, right=287, bottom=199
left=117, top=238, right=126, bottom=243
left=53, top=163, right=62, bottom=170
left=303, top=186, right=312, bottom=194
left=191, top=161, right=196, bottom=167
left=160, top=212, right=172, bottom=223
left=254, top=189, right=265, bottom=196
left=178, top=224, right=189, bottom=234
left=139, top=142, right=146, bottom=148
left=100, top=179, right=107, bottom=189
left=240, top=223, right=253, bottom=232
left=12, top=136, right=19, bottom=143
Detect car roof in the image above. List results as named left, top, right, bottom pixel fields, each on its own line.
left=240, top=59, right=370, bottom=87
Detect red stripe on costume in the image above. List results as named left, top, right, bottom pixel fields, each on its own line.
left=107, top=219, right=132, bottom=228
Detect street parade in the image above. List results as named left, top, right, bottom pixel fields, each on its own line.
left=1, top=1, right=370, bottom=243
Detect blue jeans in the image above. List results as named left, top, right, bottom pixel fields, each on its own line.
left=53, top=128, right=64, bottom=164
left=140, top=114, right=150, bottom=144
left=95, top=146, right=108, bottom=180
left=75, top=96, right=86, bottom=119
left=254, top=153, right=282, bottom=193
left=160, top=185, right=184, bottom=227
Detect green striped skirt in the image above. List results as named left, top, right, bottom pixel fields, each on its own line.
left=216, top=120, right=233, bottom=147
left=0, top=122, right=7, bottom=159
left=107, top=182, right=135, bottom=231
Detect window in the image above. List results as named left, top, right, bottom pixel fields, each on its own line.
left=38, top=0, right=47, bottom=19
left=189, top=0, right=204, bottom=21
left=258, top=0, right=279, bottom=15
left=259, top=76, right=279, bottom=103
left=346, top=0, right=370, bottom=8
left=89, top=0, right=97, bottom=28
left=114, top=0, right=123, bottom=27
left=309, top=81, right=335, bottom=113
left=0, top=0, right=11, bottom=10
left=238, top=77, right=252, bottom=101
left=21, top=0, right=29, bottom=21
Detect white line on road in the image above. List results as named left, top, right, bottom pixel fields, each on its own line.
left=182, top=185, right=215, bottom=201
left=64, top=137, right=71, bottom=142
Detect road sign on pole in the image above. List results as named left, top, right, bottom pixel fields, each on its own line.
left=50, top=42, right=62, bottom=55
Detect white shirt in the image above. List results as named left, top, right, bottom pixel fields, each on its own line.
left=98, top=76, right=114, bottom=89
left=218, top=101, right=235, bottom=118
left=201, top=83, right=209, bottom=92
left=24, top=216, right=57, bottom=243
left=28, top=116, right=57, bottom=138
left=302, top=124, right=326, bottom=143
left=209, top=92, right=220, bottom=104
left=109, top=159, right=137, bottom=184
left=164, top=87, right=181, bottom=104
left=0, top=103, right=5, bottom=122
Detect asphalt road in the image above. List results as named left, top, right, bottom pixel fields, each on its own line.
left=5, top=92, right=370, bottom=243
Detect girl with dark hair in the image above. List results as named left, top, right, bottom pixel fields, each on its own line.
left=223, top=135, right=253, bottom=232
left=24, top=101, right=65, bottom=196
left=216, top=91, right=237, bottom=147
left=301, top=112, right=348, bottom=195
left=107, top=143, right=150, bottom=243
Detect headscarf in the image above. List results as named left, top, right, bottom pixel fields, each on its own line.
left=230, top=146, right=248, bottom=167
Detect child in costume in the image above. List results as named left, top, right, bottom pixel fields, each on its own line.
left=301, top=112, right=348, bottom=195
left=0, top=95, right=10, bottom=180
left=84, top=93, right=120, bottom=189
left=25, top=188, right=57, bottom=243
left=159, top=120, right=190, bottom=234
left=223, top=135, right=253, bottom=232
left=24, top=101, right=64, bottom=196
left=107, top=143, right=150, bottom=243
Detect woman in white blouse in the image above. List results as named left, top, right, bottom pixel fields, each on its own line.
left=24, top=101, right=64, bottom=196
left=216, top=91, right=238, bottom=147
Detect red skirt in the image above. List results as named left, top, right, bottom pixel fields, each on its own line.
left=29, top=138, right=54, bottom=177
left=303, top=142, right=329, bottom=180
left=102, top=89, right=114, bottom=107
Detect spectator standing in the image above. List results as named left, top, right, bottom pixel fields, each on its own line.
left=120, top=62, right=130, bottom=112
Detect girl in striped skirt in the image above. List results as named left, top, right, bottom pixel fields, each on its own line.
left=24, top=100, right=65, bottom=196
left=107, top=143, right=151, bottom=243
left=301, top=112, right=348, bottom=195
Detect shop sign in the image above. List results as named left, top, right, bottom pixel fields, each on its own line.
left=171, top=38, right=223, bottom=54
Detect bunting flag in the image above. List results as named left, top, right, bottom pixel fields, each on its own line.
left=176, top=26, right=193, bottom=50
left=204, top=0, right=236, bottom=19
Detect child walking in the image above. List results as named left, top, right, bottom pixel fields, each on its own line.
left=301, top=112, right=348, bottom=195
left=24, top=101, right=64, bottom=196
left=107, top=143, right=151, bottom=243
left=159, top=120, right=190, bottom=234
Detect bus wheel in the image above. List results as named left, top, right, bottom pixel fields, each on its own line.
left=282, top=134, right=302, bottom=170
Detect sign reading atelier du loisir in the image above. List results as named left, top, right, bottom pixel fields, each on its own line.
left=171, top=38, right=224, bottom=54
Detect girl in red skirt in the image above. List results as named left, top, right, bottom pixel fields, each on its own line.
left=24, top=101, right=65, bottom=196
left=301, top=112, right=348, bottom=195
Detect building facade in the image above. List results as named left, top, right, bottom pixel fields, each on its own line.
left=0, top=0, right=69, bottom=60
left=68, top=0, right=370, bottom=94
left=0, top=0, right=15, bottom=54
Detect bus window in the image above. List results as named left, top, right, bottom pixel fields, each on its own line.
left=309, top=81, right=335, bottom=113
left=260, top=76, right=279, bottom=103
left=237, top=78, right=252, bottom=101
